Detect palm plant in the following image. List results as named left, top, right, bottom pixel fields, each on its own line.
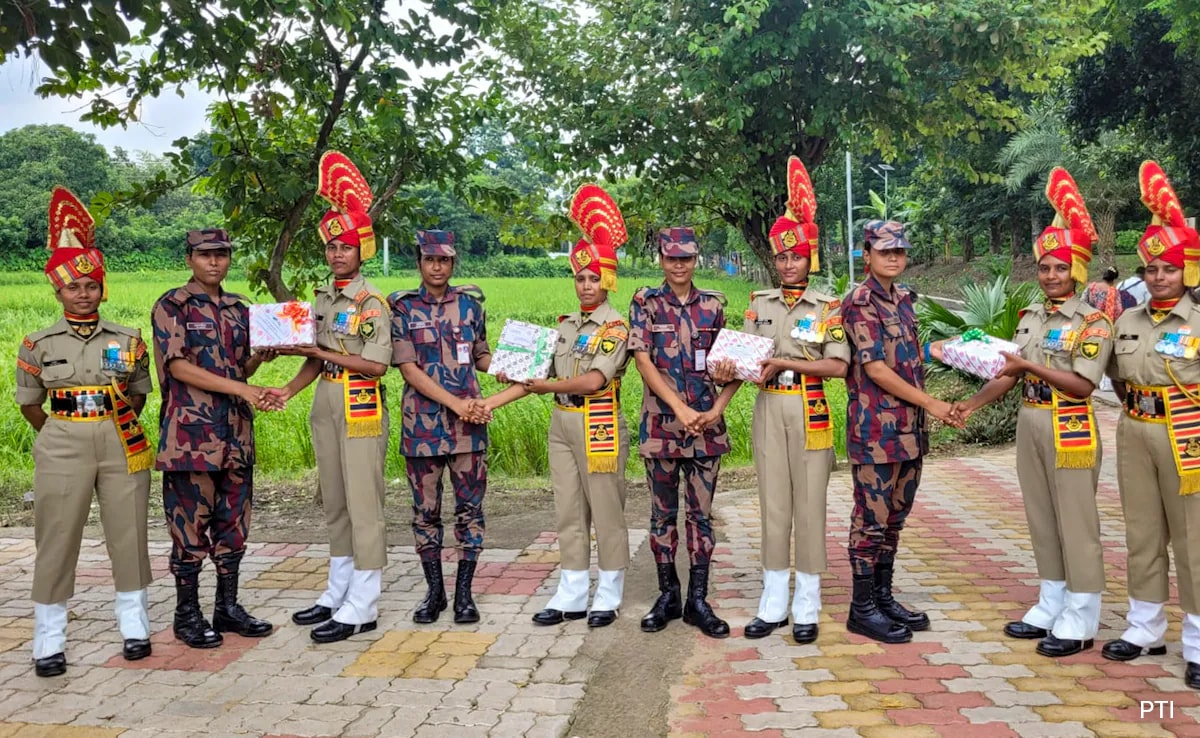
left=916, top=275, right=1041, bottom=344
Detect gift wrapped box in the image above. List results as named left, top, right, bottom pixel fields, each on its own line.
left=249, top=301, right=316, bottom=348
left=488, top=319, right=559, bottom=382
left=708, top=328, right=776, bottom=383
left=941, top=330, right=1021, bottom=380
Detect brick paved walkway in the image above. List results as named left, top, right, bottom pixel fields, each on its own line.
left=0, top=403, right=1193, bottom=736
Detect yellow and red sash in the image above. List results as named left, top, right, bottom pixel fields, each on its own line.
left=1051, top=393, right=1097, bottom=469
left=110, top=380, right=153, bottom=473
left=761, top=374, right=832, bottom=450
left=343, top=373, right=383, bottom=438
left=1164, top=385, right=1200, bottom=494
left=584, top=382, right=619, bottom=473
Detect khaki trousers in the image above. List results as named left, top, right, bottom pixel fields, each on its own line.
left=311, top=378, right=389, bottom=571
left=32, top=418, right=151, bottom=603
left=752, top=391, right=833, bottom=573
left=1118, top=414, right=1200, bottom=613
left=548, top=407, right=630, bottom=571
left=1015, top=406, right=1105, bottom=593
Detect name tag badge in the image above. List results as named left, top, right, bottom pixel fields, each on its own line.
left=650, top=324, right=673, bottom=333
left=186, top=321, right=214, bottom=331
left=409, top=320, right=434, bottom=330
left=456, top=341, right=472, bottom=365
left=695, top=348, right=707, bottom=371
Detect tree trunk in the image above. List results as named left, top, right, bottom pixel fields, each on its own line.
left=962, top=232, right=976, bottom=263
left=736, top=211, right=779, bottom=287
left=1095, top=207, right=1117, bottom=269
left=989, top=219, right=1003, bottom=255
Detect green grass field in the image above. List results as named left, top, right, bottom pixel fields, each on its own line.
left=0, top=270, right=850, bottom=501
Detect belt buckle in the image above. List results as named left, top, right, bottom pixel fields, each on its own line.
left=778, top=370, right=794, bottom=387
left=75, top=393, right=99, bottom=414
left=1139, top=395, right=1157, bottom=415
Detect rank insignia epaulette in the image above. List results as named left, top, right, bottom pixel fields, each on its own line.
left=17, top=358, right=39, bottom=376
left=827, top=298, right=841, bottom=310
left=22, top=336, right=35, bottom=351
left=557, top=314, right=570, bottom=323
left=457, top=284, right=486, bottom=303
left=699, top=289, right=727, bottom=306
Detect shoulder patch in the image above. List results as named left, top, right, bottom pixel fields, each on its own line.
left=22, top=335, right=35, bottom=351
left=1080, top=324, right=1110, bottom=341
left=355, top=290, right=387, bottom=310
left=745, top=309, right=758, bottom=321
left=826, top=297, right=841, bottom=310
left=457, top=284, right=486, bottom=303
left=17, top=358, right=40, bottom=376
left=601, top=319, right=629, bottom=341
left=1084, top=310, right=1105, bottom=323
left=632, top=286, right=651, bottom=305
left=558, top=314, right=570, bottom=324
left=1018, top=308, right=1029, bottom=318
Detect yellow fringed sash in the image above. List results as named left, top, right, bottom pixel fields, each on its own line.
left=109, top=380, right=153, bottom=473
left=761, top=374, right=832, bottom=450
left=321, top=372, right=383, bottom=438
left=1051, top=392, right=1096, bottom=469
left=584, top=383, right=619, bottom=473
left=1161, top=380, right=1200, bottom=495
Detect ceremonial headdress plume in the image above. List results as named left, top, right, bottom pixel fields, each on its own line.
left=1033, top=168, right=1096, bottom=285
left=317, top=151, right=376, bottom=260
left=45, top=186, right=106, bottom=299
left=568, top=184, right=625, bottom=292
left=768, top=156, right=820, bottom=272
left=1138, top=160, right=1200, bottom=287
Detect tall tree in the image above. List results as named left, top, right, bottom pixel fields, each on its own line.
left=39, top=0, right=502, bottom=299
left=488, top=0, right=1104, bottom=282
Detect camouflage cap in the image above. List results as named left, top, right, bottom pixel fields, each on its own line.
left=658, top=226, right=699, bottom=257
left=863, top=220, right=912, bottom=250
left=186, top=229, right=234, bottom=252
left=416, top=229, right=456, bottom=257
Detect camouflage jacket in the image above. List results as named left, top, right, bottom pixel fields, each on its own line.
left=390, top=283, right=491, bottom=457
left=151, top=280, right=256, bottom=471
left=628, top=282, right=731, bottom=458
left=842, top=274, right=928, bottom=464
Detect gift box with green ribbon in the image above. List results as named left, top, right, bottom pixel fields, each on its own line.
left=940, top=329, right=1020, bottom=380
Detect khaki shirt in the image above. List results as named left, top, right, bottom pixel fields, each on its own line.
left=313, top=275, right=392, bottom=366
left=16, top=318, right=152, bottom=406
left=550, top=301, right=630, bottom=405
left=742, top=287, right=852, bottom=367
left=1108, top=292, right=1200, bottom=387
left=1014, top=295, right=1112, bottom=389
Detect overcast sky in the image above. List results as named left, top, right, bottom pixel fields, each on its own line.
left=0, top=55, right=214, bottom=155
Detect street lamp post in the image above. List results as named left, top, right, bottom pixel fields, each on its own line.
left=870, top=163, right=895, bottom=216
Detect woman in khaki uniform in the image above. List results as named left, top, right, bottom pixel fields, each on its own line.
left=741, top=157, right=849, bottom=644
left=486, top=184, right=632, bottom=627
left=281, top=152, right=392, bottom=643
left=1103, top=161, right=1200, bottom=686
left=16, top=187, right=154, bottom=676
left=953, top=168, right=1110, bottom=658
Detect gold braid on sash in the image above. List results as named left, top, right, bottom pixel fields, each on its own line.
left=1044, top=349, right=1097, bottom=469
left=1164, top=359, right=1200, bottom=494
left=108, top=378, right=153, bottom=473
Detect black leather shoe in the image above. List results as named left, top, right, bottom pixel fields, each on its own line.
left=34, top=652, right=66, bottom=677
left=1101, top=638, right=1167, bottom=661
left=1036, top=634, right=1093, bottom=657
left=587, top=611, right=617, bottom=628
left=311, top=619, right=377, bottom=643
left=744, top=617, right=788, bottom=639
left=532, top=609, right=586, bottom=626
left=292, top=605, right=334, bottom=626
left=123, top=638, right=151, bottom=661
left=1187, top=662, right=1200, bottom=690
left=792, top=623, right=819, bottom=644
left=1004, top=621, right=1049, bottom=640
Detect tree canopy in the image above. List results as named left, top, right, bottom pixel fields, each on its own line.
left=487, top=0, right=1105, bottom=281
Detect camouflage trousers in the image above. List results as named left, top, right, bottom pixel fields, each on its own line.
left=406, top=452, right=487, bottom=562
left=646, top=456, right=721, bottom=566
left=848, top=460, right=922, bottom=576
left=163, top=468, right=252, bottom=578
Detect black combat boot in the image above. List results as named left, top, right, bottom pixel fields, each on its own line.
left=173, top=576, right=223, bottom=649
left=640, top=562, right=683, bottom=633
left=413, top=559, right=448, bottom=624
left=213, top=571, right=274, bottom=637
left=453, top=560, right=480, bottom=624
left=873, top=562, right=930, bottom=631
left=682, top=565, right=730, bottom=639
left=847, top=573, right=912, bottom=644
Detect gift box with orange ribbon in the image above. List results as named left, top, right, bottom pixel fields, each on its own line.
left=250, top=301, right=317, bottom=348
